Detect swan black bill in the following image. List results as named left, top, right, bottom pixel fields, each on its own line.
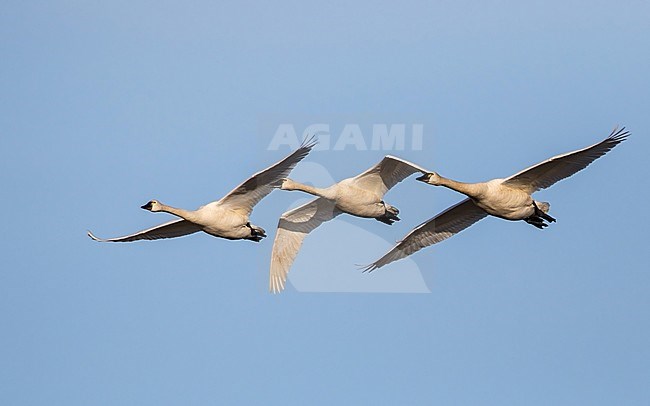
left=416, top=173, right=432, bottom=182
left=141, top=202, right=153, bottom=210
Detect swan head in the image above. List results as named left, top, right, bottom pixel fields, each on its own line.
left=416, top=172, right=442, bottom=185
left=141, top=199, right=163, bottom=212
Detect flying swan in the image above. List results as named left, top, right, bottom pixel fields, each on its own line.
left=364, top=127, right=629, bottom=271
left=88, top=138, right=316, bottom=243
left=269, top=155, right=430, bottom=293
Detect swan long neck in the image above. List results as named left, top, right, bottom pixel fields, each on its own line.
left=159, top=204, right=200, bottom=223
left=283, top=180, right=337, bottom=200
left=437, top=176, right=485, bottom=199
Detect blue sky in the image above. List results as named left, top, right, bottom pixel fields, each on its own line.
left=2, top=1, right=649, bottom=404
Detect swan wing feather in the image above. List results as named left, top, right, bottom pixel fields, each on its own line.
left=87, top=219, right=202, bottom=242
left=363, top=198, right=487, bottom=271
left=352, top=155, right=430, bottom=196
left=503, top=127, right=629, bottom=193
left=218, top=137, right=317, bottom=214
left=269, top=198, right=341, bottom=293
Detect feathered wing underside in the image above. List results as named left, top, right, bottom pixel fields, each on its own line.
left=269, top=198, right=341, bottom=293
left=352, top=155, right=430, bottom=196
left=503, top=127, right=629, bottom=193
left=87, top=219, right=203, bottom=242
left=218, top=137, right=317, bottom=215
left=363, top=198, right=487, bottom=272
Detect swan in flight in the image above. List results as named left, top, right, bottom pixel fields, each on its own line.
left=364, top=127, right=629, bottom=272
left=269, top=155, right=430, bottom=293
left=88, top=138, right=316, bottom=243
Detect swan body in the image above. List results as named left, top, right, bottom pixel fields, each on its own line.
left=430, top=176, right=546, bottom=222
left=138, top=201, right=265, bottom=241
left=88, top=138, right=316, bottom=243
left=269, top=155, right=430, bottom=293
left=365, top=127, right=629, bottom=271
left=280, top=178, right=390, bottom=219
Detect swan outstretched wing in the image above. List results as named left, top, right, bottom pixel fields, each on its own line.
left=352, top=155, right=430, bottom=196
left=87, top=219, right=202, bottom=242
left=218, top=137, right=317, bottom=215
left=270, top=198, right=341, bottom=293
left=363, top=198, right=487, bottom=272
left=503, top=127, right=629, bottom=193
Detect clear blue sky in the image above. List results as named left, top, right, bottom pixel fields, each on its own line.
left=2, top=1, right=649, bottom=404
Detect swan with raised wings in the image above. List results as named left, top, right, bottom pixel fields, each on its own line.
left=88, top=138, right=316, bottom=243
left=269, top=155, right=429, bottom=293
left=364, top=127, right=629, bottom=271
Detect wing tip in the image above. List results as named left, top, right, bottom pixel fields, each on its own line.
left=87, top=230, right=104, bottom=242
left=609, top=126, right=630, bottom=143
left=278, top=134, right=317, bottom=173
left=383, top=154, right=431, bottom=175
left=300, top=134, right=319, bottom=151
left=359, top=262, right=379, bottom=273
left=269, top=274, right=286, bottom=294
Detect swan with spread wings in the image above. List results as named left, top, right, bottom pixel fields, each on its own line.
left=88, top=138, right=316, bottom=243
left=364, top=127, right=629, bottom=272
left=269, top=155, right=430, bottom=293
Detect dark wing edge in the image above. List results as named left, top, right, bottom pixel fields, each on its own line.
left=503, top=127, right=629, bottom=192
left=218, top=136, right=317, bottom=212
left=362, top=199, right=487, bottom=272
left=87, top=219, right=202, bottom=242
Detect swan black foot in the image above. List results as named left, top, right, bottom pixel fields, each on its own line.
left=246, top=223, right=267, bottom=242
left=376, top=204, right=400, bottom=225
left=376, top=216, right=400, bottom=225
left=524, top=216, right=549, bottom=229
left=533, top=201, right=556, bottom=223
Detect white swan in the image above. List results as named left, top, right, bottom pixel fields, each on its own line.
left=269, top=155, right=430, bottom=293
left=88, top=138, right=316, bottom=243
left=364, top=127, right=629, bottom=271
